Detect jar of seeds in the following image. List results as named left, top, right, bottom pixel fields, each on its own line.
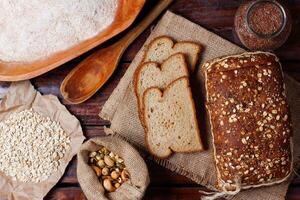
left=235, top=0, right=292, bottom=50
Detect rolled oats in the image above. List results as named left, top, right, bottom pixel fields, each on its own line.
left=0, top=109, right=70, bottom=183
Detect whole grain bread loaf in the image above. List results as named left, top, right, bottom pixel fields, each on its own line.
left=203, top=52, right=293, bottom=193
left=143, top=77, right=203, bottom=158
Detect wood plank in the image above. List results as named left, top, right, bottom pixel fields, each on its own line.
left=2, top=1, right=300, bottom=199
left=35, top=1, right=299, bottom=64
left=32, top=63, right=130, bottom=126
left=29, top=63, right=300, bottom=126
left=60, top=156, right=196, bottom=186
left=44, top=185, right=300, bottom=200
left=46, top=187, right=87, bottom=200
left=121, top=0, right=300, bottom=62
left=59, top=126, right=195, bottom=185
left=59, top=126, right=300, bottom=187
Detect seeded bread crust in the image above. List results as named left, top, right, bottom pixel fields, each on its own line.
left=143, top=77, right=203, bottom=158
left=203, top=52, right=293, bottom=192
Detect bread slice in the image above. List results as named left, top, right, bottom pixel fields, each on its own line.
left=143, top=77, right=203, bottom=158
left=134, top=53, right=189, bottom=115
left=134, top=36, right=201, bottom=125
left=143, top=36, right=201, bottom=72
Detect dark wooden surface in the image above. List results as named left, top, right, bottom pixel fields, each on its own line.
left=3, top=0, right=300, bottom=199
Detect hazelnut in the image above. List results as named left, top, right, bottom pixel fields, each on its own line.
left=103, top=179, right=115, bottom=192
left=104, top=155, right=114, bottom=167
left=111, top=171, right=119, bottom=179
left=115, top=183, right=120, bottom=188
left=102, top=167, right=109, bottom=176
left=95, top=155, right=101, bottom=161
left=97, top=159, right=105, bottom=168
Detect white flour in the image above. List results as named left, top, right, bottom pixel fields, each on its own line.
left=0, top=0, right=119, bottom=62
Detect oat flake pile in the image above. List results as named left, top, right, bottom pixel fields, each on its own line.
left=0, top=0, right=118, bottom=62
left=0, top=108, right=70, bottom=183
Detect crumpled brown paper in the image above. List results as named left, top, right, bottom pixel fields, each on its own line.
left=0, top=81, right=85, bottom=200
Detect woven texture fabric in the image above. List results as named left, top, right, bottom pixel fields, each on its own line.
left=77, top=136, right=149, bottom=200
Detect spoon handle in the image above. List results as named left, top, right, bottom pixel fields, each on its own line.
left=120, top=0, right=174, bottom=48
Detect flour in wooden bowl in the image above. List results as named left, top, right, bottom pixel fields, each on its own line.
left=0, top=0, right=119, bottom=62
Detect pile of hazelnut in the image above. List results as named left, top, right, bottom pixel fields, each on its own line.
left=89, top=146, right=130, bottom=192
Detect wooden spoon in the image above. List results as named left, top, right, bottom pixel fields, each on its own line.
left=60, top=0, right=173, bottom=104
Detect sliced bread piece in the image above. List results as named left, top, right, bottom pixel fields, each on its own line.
left=143, top=77, right=203, bottom=158
left=134, top=36, right=201, bottom=126
left=134, top=53, right=189, bottom=115
left=143, top=36, right=201, bottom=72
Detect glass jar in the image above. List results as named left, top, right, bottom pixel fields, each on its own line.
left=234, top=0, right=292, bottom=51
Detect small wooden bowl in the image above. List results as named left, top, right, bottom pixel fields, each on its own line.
left=0, top=0, right=145, bottom=81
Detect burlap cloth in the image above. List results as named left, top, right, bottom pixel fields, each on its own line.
left=77, top=136, right=149, bottom=200
left=100, top=11, right=300, bottom=199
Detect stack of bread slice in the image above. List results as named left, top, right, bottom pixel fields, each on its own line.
left=133, top=36, right=203, bottom=158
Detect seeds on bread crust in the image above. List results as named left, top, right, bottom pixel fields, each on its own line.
left=203, top=52, right=292, bottom=191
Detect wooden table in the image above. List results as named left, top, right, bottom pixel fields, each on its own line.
left=4, top=0, right=300, bottom=199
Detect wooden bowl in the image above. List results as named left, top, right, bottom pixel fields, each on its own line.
left=0, top=0, right=145, bottom=81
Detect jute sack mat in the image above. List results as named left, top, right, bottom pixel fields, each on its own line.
left=100, top=11, right=300, bottom=200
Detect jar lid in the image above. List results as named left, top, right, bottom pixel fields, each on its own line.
left=245, top=0, right=287, bottom=39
